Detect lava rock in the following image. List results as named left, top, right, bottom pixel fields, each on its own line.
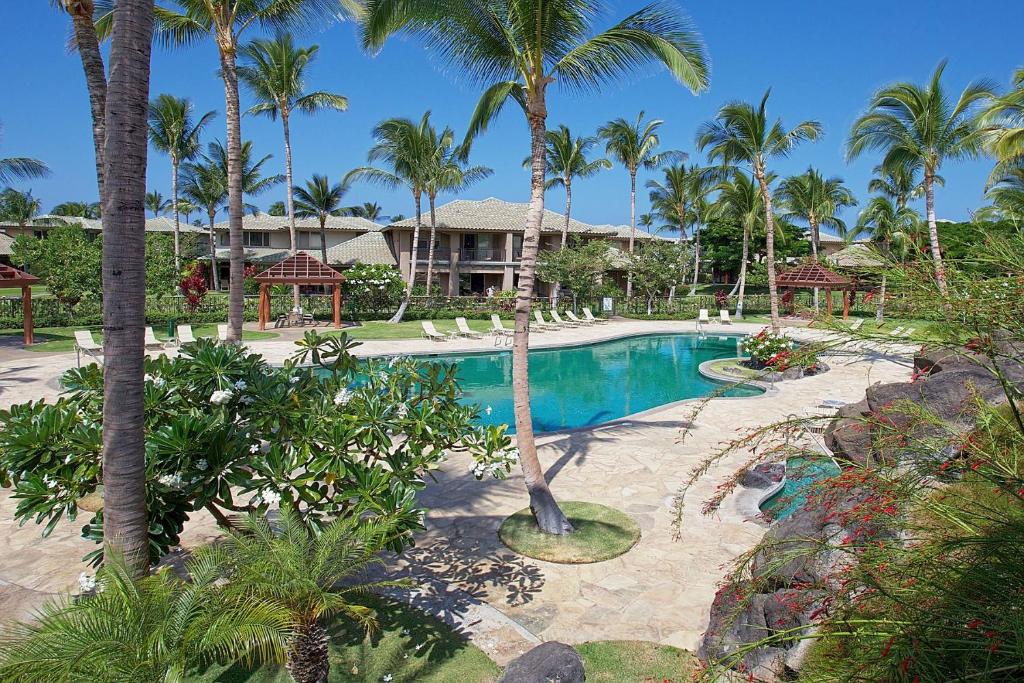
left=740, top=463, right=785, bottom=489
left=499, top=641, right=585, bottom=683
left=781, top=367, right=805, bottom=381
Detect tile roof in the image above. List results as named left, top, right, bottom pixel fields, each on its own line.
left=211, top=214, right=384, bottom=233
left=387, top=198, right=620, bottom=235
left=325, top=232, right=396, bottom=266
left=255, top=252, right=344, bottom=283
left=0, top=215, right=207, bottom=234
left=0, top=231, right=13, bottom=256
left=818, top=231, right=867, bottom=244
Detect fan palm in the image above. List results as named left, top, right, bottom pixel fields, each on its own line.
left=293, top=174, right=349, bottom=264
left=855, top=195, right=920, bottom=324
left=345, top=112, right=441, bottom=322
left=847, top=60, right=995, bottom=295
left=698, top=91, right=822, bottom=331
left=154, top=0, right=361, bottom=343
left=51, top=200, right=101, bottom=219
left=0, top=124, right=51, bottom=187
left=362, top=0, right=708, bottom=534
left=598, top=112, right=682, bottom=297
left=981, top=67, right=1024, bottom=178
left=148, top=93, right=216, bottom=273
left=0, top=553, right=290, bottom=682
left=0, top=189, right=43, bottom=226
left=710, top=170, right=768, bottom=318
left=145, top=190, right=172, bottom=218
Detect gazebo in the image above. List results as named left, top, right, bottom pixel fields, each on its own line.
left=253, top=253, right=345, bottom=330
left=776, top=262, right=852, bottom=320
left=0, top=265, right=40, bottom=344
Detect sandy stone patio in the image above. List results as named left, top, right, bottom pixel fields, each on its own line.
left=0, top=320, right=913, bottom=663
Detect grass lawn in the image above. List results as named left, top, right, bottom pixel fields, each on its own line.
left=2, top=325, right=278, bottom=353
left=704, top=358, right=764, bottom=381
left=576, top=640, right=697, bottom=682
left=332, top=318, right=498, bottom=341
left=498, top=501, right=642, bottom=564
left=0, top=284, right=50, bottom=297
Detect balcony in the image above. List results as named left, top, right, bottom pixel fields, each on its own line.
left=415, top=247, right=448, bottom=262
left=460, top=247, right=504, bottom=262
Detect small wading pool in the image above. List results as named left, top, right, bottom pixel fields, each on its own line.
left=759, top=456, right=843, bottom=520
left=397, top=333, right=761, bottom=433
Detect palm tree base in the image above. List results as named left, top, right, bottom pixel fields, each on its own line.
left=286, top=621, right=330, bottom=683
left=529, top=487, right=574, bottom=535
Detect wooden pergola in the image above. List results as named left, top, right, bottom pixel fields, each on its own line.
left=254, top=253, right=345, bottom=330
left=1, top=265, right=40, bottom=344
left=777, top=262, right=853, bottom=320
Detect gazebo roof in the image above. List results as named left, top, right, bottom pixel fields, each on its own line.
left=254, top=252, right=344, bottom=285
left=0, top=264, right=40, bottom=287
left=777, top=262, right=850, bottom=288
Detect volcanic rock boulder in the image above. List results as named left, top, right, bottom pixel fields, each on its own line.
left=499, top=641, right=585, bottom=683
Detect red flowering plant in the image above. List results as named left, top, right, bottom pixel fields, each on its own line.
left=714, top=288, right=729, bottom=310
left=178, top=262, right=208, bottom=312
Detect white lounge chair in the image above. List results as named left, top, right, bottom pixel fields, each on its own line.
left=144, top=326, right=167, bottom=351
left=490, top=315, right=514, bottom=337
left=533, top=310, right=558, bottom=330
left=217, top=325, right=229, bottom=342
left=549, top=310, right=579, bottom=327
left=564, top=310, right=594, bottom=326
left=74, top=330, right=103, bottom=367
left=848, top=318, right=864, bottom=332
left=901, top=327, right=915, bottom=338
left=582, top=307, right=610, bottom=325
left=421, top=320, right=452, bottom=342
left=698, top=309, right=710, bottom=324
left=176, top=324, right=197, bottom=344
left=889, top=326, right=905, bottom=337
left=719, top=309, right=732, bottom=324
left=455, top=317, right=484, bottom=339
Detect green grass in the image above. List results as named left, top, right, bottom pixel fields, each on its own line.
left=1, top=325, right=278, bottom=352
left=498, top=501, right=641, bottom=564
left=0, top=284, right=49, bottom=297
left=196, top=595, right=500, bottom=683
left=576, top=640, right=696, bottom=682
left=704, top=358, right=764, bottom=380
left=329, top=319, right=498, bottom=341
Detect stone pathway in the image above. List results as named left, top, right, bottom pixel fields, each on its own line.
left=0, top=320, right=914, bottom=664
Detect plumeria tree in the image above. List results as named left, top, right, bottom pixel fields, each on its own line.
left=625, top=239, right=691, bottom=315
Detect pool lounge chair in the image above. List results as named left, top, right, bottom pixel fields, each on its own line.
left=888, top=326, right=905, bottom=337
left=719, top=309, right=732, bottom=324
left=549, top=310, right=580, bottom=327
left=533, top=310, right=558, bottom=331
left=564, top=310, right=595, bottom=326
left=698, top=309, right=710, bottom=324
left=421, top=320, right=452, bottom=342
left=144, top=326, right=168, bottom=351
left=454, top=317, right=484, bottom=339
left=74, top=330, right=103, bottom=367
left=490, top=315, right=514, bottom=337
left=176, top=324, right=197, bottom=345
left=217, top=325, right=228, bottom=342
left=582, top=307, right=610, bottom=324
left=848, top=318, right=864, bottom=332
left=901, top=327, right=915, bottom=338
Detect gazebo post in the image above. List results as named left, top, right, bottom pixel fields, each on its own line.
left=332, top=283, right=341, bottom=328
left=842, top=288, right=850, bottom=320
left=258, top=283, right=269, bottom=331
left=825, top=288, right=833, bottom=318
left=22, top=285, right=32, bottom=345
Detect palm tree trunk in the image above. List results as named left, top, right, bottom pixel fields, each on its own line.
left=668, top=208, right=685, bottom=303
left=810, top=216, right=819, bottom=311
left=209, top=210, right=220, bottom=290
left=285, top=621, right=330, bottom=683
left=735, top=225, right=749, bottom=318
left=69, top=2, right=107, bottom=203
left=626, top=170, right=637, bottom=299
left=389, top=191, right=421, bottom=323
left=100, top=0, right=154, bottom=578
left=756, top=167, right=781, bottom=332
left=171, top=158, right=181, bottom=274
left=219, top=42, right=245, bottom=343
left=551, top=179, right=571, bottom=305
left=875, top=273, right=887, bottom=325
left=425, top=193, right=438, bottom=296
left=319, top=214, right=328, bottom=266
left=516, top=97, right=572, bottom=535
left=689, top=210, right=701, bottom=296
left=924, top=172, right=948, bottom=295
left=282, top=106, right=300, bottom=308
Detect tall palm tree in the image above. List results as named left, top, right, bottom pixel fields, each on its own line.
left=206, top=139, right=285, bottom=215
left=0, top=189, right=43, bottom=226
left=180, top=157, right=227, bottom=290
left=598, top=111, right=682, bottom=298
left=239, top=32, right=348, bottom=304
left=868, top=162, right=926, bottom=211
left=148, top=93, right=215, bottom=273
left=0, top=123, right=51, bottom=186
left=155, top=0, right=360, bottom=343
left=293, top=174, right=349, bottom=264
left=145, top=191, right=171, bottom=218
left=982, top=67, right=1024, bottom=177
left=268, top=200, right=287, bottom=216
left=345, top=201, right=383, bottom=220
left=855, top=195, right=920, bottom=324
left=52, top=200, right=101, bottom=219
left=100, top=0, right=155, bottom=577
left=710, top=170, right=767, bottom=318
left=683, top=165, right=720, bottom=295
left=638, top=212, right=656, bottom=231
left=847, top=60, right=995, bottom=295
left=175, top=198, right=197, bottom=226
left=698, top=91, right=822, bottom=332
left=362, top=0, right=709, bottom=534
left=346, top=113, right=440, bottom=323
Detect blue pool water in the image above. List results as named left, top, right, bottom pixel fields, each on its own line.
left=405, top=333, right=761, bottom=433
left=759, top=456, right=842, bottom=520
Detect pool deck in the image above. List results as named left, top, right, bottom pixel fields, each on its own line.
left=0, top=319, right=915, bottom=663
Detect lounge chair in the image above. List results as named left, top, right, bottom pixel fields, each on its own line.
left=144, top=326, right=168, bottom=351
left=455, top=317, right=484, bottom=339
left=848, top=318, right=864, bottom=332
left=564, top=310, right=595, bottom=326
left=421, top=320, right=452, bottom=342
left=176, top=324, right=197, bottom=345
left=582, top=307, right=609, bottom=324
left=490, top=315, right=514, bottom=337
left=74, top=330, right=103, bottom=367
left=888, top=326, right=905, bottom=337
left=549, top=310, right=579, bottom=327
left=217, top=325, right=228, bottom=342
left=719, top=309, right=732, bottom=324
left=532, top=310, right=558, bottom=330
left=901, top=327, right=915, bottom=338
left=698, top=309, right=710, bottom=324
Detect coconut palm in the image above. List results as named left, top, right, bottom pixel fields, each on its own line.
left=684, top=166, right=720, bottom=295
left=155, top=0, right=361, bottom=343
left=148, top=94, right=216, bottom=273
left=638, top=212, right=656, bottom=231
left=145, top=191, right=172, bottom=218
left=982, top=67, right=1024, bottom=177
left=0, top=189, right=43, bottom=226
left=847, top=60, right=995, bottom=295
left=51, top=200, right=101, bottom=219
left=175, top=198, right=197, bottom=225
left=180, top=158, right=227, bottom=290
left=598, top=112, right=683, bottom=297
left=238, top=32, right=348, bottom=304
left=698, top=91, right=822, bottom=332
left=0, top=124, right=51, bottom=187
left=710, top=170, right=768, bottom=318
left=292, top=174, right=349, bottom=264
left=345, top=201, right=383, bottom=220
left=362, top=0, right=709, bottom=534
left=855, top=195, right=920, bottom=324
left=206, top=139, right=285, bottom=215
left=268, top=200, right=287, bottom=216
left=979, top=167, right=1024, bottom=230
left=345, top=112, right=441, bottom=323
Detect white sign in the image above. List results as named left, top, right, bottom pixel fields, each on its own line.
left=602, top=297, right=613, bottom=312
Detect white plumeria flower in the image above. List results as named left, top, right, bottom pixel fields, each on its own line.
left=196, top=459, right=208, bottom=471
left=209, top=389, right=233, bottom=405
left=289, top=376, right=301, bottom=384
left=78, top=572, right=96, bottom=593
left=249, top=443, right=261, bottom=454
left=334, top=388, right=353, bottom=406
left=261, top=489, right=282, bottom=507
left=383, top=675, right=393, bottom=682
left=233, top=379, right=248, bottom=391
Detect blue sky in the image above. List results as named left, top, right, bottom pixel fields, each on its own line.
left=2, top=1, right=1022, bottom=232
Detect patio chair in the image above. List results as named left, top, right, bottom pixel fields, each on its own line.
left=549, top=310, right=579, bottom=327
left=74, top=330, right=103, bottom=367
left=582, top=307, right=610, bottom=324
left=176, top=324, right=197, bottom=345
left=564, top=310, right=595, bottom=326
left=217, top=325, right=228, bottom=342
left=144, top=326, right=168, bottom=351
left=421, top=320, right=452, bottom=342
left=455, top=317, right=484, bottom=339
left=888, top=326, right=905, bottom=337
left=533, top=310, right=559, bottom=330
left=719, top=309, right=732, bottom=324
left=698, top=309, right=710, bottom=324
left=490, top=315, right=514, bottom=337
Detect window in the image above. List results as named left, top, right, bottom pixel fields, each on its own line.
left=243, top=231, right=269, bottom=247
left=296, top=231, right=317, bottom=249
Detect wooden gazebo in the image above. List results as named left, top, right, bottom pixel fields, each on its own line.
left=254, top=253, right=345, bottom=330
left=776, top=262, right=852, bottom=320
left=1, top=265, right=40, bottom=344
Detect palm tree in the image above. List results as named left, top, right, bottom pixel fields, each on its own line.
left=698, top=91, right=822, bottom=332
left=268, top=200, right=287, bottom=216
left=684, top=166, right=720, bottom=296
left=180, top=158, right=227, bottom=290
left=981, top=167, right=1024, bottom=230
left=855, top=195, right=920, bottom=324
left=362, top=0, right=709, bottom=534
left=206, top=139, right=285, bottom=217
left=0, top=123, right=51, bottom=186
left=175, top=198, right=197, bottom=226
left=868, top=162, right=926, bottom=211
left=0, top=189, right=43, bottom=226
left=51, top=200, right=101, bottom=219
left=847, top=61, right=995, bottom=295
left=155, top=0, right=360, bottom=343
left=710, top=170, right=767, bottom=318
left=293, top=174, right=349, bottom=264
left=345, top=201, right=383, bottom=220
left=982, top=67, right=1024, bottom=177
left=145, top=191, right=171, bottom=218
left=215, top=508, right=404, bottom=683
left=598, top=112, right=682, bottom=298
left=148, top=94, right=216, bottom=273
left=0, top=554, right=290, bottom=681
left=238, top=32, right=348, bottom=305
left=638, top=212, right=655, bottom=231
left=346, top=113, right=440, bottom=323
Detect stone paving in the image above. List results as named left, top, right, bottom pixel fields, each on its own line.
left=0, top=319, right=914, bottom=663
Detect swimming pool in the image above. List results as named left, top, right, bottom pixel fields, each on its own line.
left=759, top=456, right=842, bottom=520
left=402, top=333, right=761, bottom=433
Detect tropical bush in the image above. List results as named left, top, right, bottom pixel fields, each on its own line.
left=342, top=263, right=403, bottom=312
left=0, top=332, right=515, bottom=565
left=179, top=262, right=209, bottom=312
left=741, top=328, right=793, bottom=366
left=536, top=238, right=612, bottom=306
left=12, top=225, right=101, bottom=309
